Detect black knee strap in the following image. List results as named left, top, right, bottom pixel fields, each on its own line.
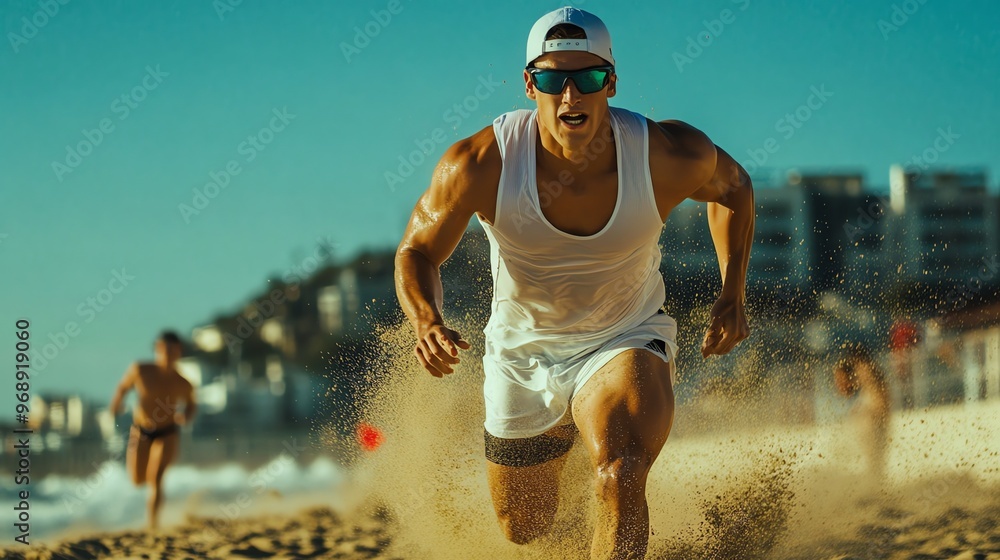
left=484, top=427, right=574, bottom=467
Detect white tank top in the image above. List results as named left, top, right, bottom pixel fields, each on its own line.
left=475, top=107, right=676, bottom=367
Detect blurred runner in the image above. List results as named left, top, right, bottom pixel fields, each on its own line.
left=834, top=343, right=891, bottom=480
left=110, top=331, right=197, bottom=529
left=889, top=314, right=921, bottom=409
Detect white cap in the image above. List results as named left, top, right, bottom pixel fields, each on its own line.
left=525, top=6, right=615, bottom=68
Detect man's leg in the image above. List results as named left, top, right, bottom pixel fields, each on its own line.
left=126, top=426, right=151, bottom=486
left=486, top=423, right=577, bottom=544
left=144, top=432, right=179, bottom=529
left=571, top=346, right=674, bottom=560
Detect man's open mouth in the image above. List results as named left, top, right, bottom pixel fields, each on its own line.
left=559, top=112, right=588, bottom=126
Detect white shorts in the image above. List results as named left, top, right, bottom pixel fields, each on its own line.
left=482, top=309, right=678, bottom=439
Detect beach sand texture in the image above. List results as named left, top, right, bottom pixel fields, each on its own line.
left=5, top=319, right=999, bottom=559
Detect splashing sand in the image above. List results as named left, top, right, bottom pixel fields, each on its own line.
left=336, top=313, right=1000, bottom=559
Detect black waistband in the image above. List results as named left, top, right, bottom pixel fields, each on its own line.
left=134, top=423, right=179, bottom=440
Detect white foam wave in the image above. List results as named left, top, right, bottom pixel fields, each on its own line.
left=0, top=454, right=345, bottom=543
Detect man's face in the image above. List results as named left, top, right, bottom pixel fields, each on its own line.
left=524, top=51, right=616, bottom=153
left=155, top=340, right=182, bottom=364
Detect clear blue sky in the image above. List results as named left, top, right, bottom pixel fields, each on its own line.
left=2, top=0, right=998, bottom=409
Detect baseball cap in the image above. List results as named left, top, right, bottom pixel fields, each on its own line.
left=525, top=6, right=615, bottom=68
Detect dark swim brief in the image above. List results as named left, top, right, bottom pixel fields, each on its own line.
left=133, top=423, right=179, bottom=441
left=485, top=426, right=576, bottom=467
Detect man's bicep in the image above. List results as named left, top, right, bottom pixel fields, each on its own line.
left=398, top=142, right=489, bottom=267
left=651, top=120, right=721, bottom=205
left=400, top=188, right=472, bottom=268
left=687, top=145, right=750, bottom=208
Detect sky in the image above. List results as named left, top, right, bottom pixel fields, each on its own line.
left=1, top=0, right=999, bottom=409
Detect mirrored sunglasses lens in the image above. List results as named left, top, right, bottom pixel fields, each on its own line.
left=534, top=72, right=565, bottom=94
left=574, top=70, right=607, bottom=93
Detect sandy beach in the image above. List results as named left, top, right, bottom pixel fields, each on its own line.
left=6, top=324, right=1000, bottom=560
left=3, top=484, right=999, bottom=560
left=1, top=505, right=394, bottom=560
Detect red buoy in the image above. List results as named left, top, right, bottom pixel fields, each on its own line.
left=356, top=422, right=384, bottom=452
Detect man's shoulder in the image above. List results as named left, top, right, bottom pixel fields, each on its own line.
left=645, top=119, right=719, bottom=199
left=134, top=361, right=154, bottom=373
left=647, top=119, right=715, bottom=161
left=439, top=122, right=502, bottom=185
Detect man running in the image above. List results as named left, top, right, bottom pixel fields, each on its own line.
left=110, top=330, right=197, bottom=529
left=394, top=7, right=754, bottom=558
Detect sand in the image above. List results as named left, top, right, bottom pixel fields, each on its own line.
left=2, top=484, right=998, bottom=559
left=1, top=506, right=394, bottom=560
left=6, top=317, right=1000, bottom=559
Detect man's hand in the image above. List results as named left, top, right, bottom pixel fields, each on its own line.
left=414, top=323, right=471, bottom=377
left=700, top=295, right=749, bottom=358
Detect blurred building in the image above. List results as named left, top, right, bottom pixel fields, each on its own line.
left=29, top=394, right=103, bottom=440
left=660, top=200, right=715, bottom=280
left=179, top=352, right=329, bottom=434
left=888, top=166, right=999, bottom=286
left=180, top=250, right=399, bottom=437
left=317, top=252, right=395, bottom=337
left=931, top=301, right=1000, bottom=403
left=661, top=184, right=810, bottom=289
left=790, top=171, right=890, bottom=294
left=752, top=183, right=811, bottom=290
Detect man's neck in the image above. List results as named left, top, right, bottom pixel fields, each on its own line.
left=536, top=114, right=616, bottom=174
left=154, top=360, right=174, bottom=371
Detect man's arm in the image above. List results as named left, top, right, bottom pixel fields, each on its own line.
left=179, top=380, right=197, bottom=425
left=689, top=143, right=754, bottom=357
left=688, top=144, right=755, bottom=305
left=109, top=363, right=137, bottom=416
left=394, top=126, right=500, bottom=377
left=653, top=120, right=755, bottom=357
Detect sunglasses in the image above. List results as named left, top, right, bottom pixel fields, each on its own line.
left=526, top=65, right=614, bottom=95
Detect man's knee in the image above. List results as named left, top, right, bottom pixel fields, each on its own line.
left=593, top=453, right=653, bottom=501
